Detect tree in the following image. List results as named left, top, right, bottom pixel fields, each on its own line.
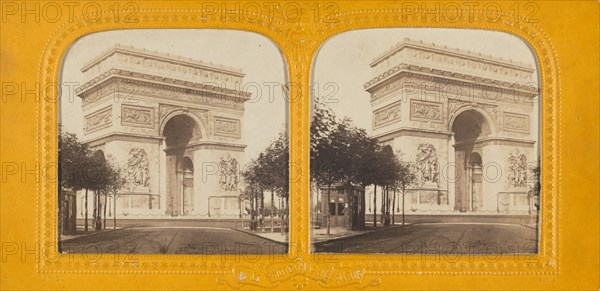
left=59, top=131, right=127, bottom=231
left=241, top=159, right=261, bottom=231
left=240, top=128, right=288, bottom=232
left=83, top=150, right=114, bottom=231
left=374, top=145, right=400, bottom=227
left=395, top=158, right=417, bottom=225
left=103, top=156, right=127, bottom=230
left=310, top=103, right=348, bottom=235
left=529, top=157, right=541, bottom=213
left=59, top=132, right=90, bottom=231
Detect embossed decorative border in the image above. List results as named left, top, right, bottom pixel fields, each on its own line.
left=33, top=2, right=561, bottom=289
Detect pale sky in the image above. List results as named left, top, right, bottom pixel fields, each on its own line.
left=312, top=28, right=540, bottom=138
left=59, top=29, right=288, bottom=165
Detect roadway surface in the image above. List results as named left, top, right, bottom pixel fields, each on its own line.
left=313, top=222, right=538, bottom=254
left=60, top=227, right=287, bottom=254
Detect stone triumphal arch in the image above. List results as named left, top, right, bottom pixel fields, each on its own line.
left=75, top=44, right=251, bottom=218
left=365, top=38, right=538, bottom=214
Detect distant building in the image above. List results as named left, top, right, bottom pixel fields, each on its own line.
left=74, top=45, right=251, bottom=218
left=365, top=39, right=538, bottom=214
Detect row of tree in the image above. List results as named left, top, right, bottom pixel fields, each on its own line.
left=59, top=132, right=126, bottom=232
left=241, top=130, right=289, bottom=231
left=310, top=102, right=417, bottom=234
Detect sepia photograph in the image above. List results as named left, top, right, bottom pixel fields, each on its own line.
left=310, top=29, right=541, bottom=254
left=58, top=29, right=289, bottom=254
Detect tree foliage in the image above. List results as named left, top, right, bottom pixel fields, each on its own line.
left=241, top=128, right=289, bottom=231
left=310, top=101, right=417, bottom=229
left=59, top=131, right=126, bottom=231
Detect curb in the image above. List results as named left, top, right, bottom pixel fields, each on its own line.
left=233, top=228, right=288, bottom=245
left=313, top=225, right=405, bottom=245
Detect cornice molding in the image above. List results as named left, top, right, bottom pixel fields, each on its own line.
left=75, top=69, right=252, bottom=101
left=82, top=44, right=244, bottom=77
left=370, top=38, right=535, bottom=71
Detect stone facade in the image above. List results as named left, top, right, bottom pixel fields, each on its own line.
left=365, top=38, right=538, bottom=214
left=75, top=45, right=251, bottom=218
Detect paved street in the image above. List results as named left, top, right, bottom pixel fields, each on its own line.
left=60, top=227, right=287, bottom=254
left=314, top=222, right=538, bottom=254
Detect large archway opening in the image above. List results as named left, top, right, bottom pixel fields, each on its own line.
left=451, top=109, right=491, bottom=212
left=162, top=114, right=201, bottom=216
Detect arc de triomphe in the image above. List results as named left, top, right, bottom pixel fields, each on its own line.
left=365, top=38, right=538, bottom=214
left=75, top=45, right=251, bottom=218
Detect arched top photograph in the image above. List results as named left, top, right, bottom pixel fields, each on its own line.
left=310, top=28, right=540, bottom=254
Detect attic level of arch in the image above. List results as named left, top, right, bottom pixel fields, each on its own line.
left=75, top=69, right=252, bottom=109
left=365, top=68, right=538, bottom=105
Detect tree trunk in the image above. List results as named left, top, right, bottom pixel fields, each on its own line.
left=326, top=183, right=331, bottom=235
left=402, top=190, right=406, bottom=226
left=392, top=188, right=396, bottom=225
left=373, top=185, right=377, bottom=227
left=95, top=191, right=102, bottom=231
left=260, top=189, right=265, bottom=232
left=84, top=189, right=89, bottom=231
left=271, top=190, right=275, bottom=233
left=103, top=191, right=108, bottom=229
left=113, top=193, right=117, bottom=230
left=92, top=190, right=97, bottom=230
left=249, top=189, right=254, bottom=231
left=385, top=187, right=390, bottom=227
left=381, top=186, right=386, bottom=226
left=285, top=195, right=289, bottom=232
left=250, top=188, right=256, bottom=231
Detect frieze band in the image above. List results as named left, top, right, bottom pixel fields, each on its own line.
left=214, top=117, right=241, bottom=138
left=503, top=112, right=530, bottom=133
left=80, top=77, right=247, bottom=110
left=373, top=101, right=401, bottom=127
left=121, top=104, right=154, bottom=128
left=84, top=106, right=112, bottom=132
left=410, top=100, right=443, bottom=122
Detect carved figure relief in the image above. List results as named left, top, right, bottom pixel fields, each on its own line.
left=85, top=106, right=112, bottom=132
left=508, top=151, right=528, bottom=188
left=121, top=105, right=154, bottom=127
left=219, top=155, right=239, bottom=192
left=373, top=102, right=401, bottom=127
left=190, top=109, right=210, bottom=134
left=159, top=104, right=179, bottom=122
left=416, top=144, right=439, bottom=185
left=503, top=112, right=529, bottom=133
left=411, top=100, right=442, bottom=121
left=214, top=117, right=241, bottom=138
left=124, top=148, right=151, bottom=192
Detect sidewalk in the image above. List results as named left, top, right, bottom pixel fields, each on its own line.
left=59, top=227, right=122, bottom=242
left=235, top=227, right=288, bottom=244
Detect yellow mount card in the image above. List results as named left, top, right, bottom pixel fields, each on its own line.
left=0, top=1, right=598, bottom=290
